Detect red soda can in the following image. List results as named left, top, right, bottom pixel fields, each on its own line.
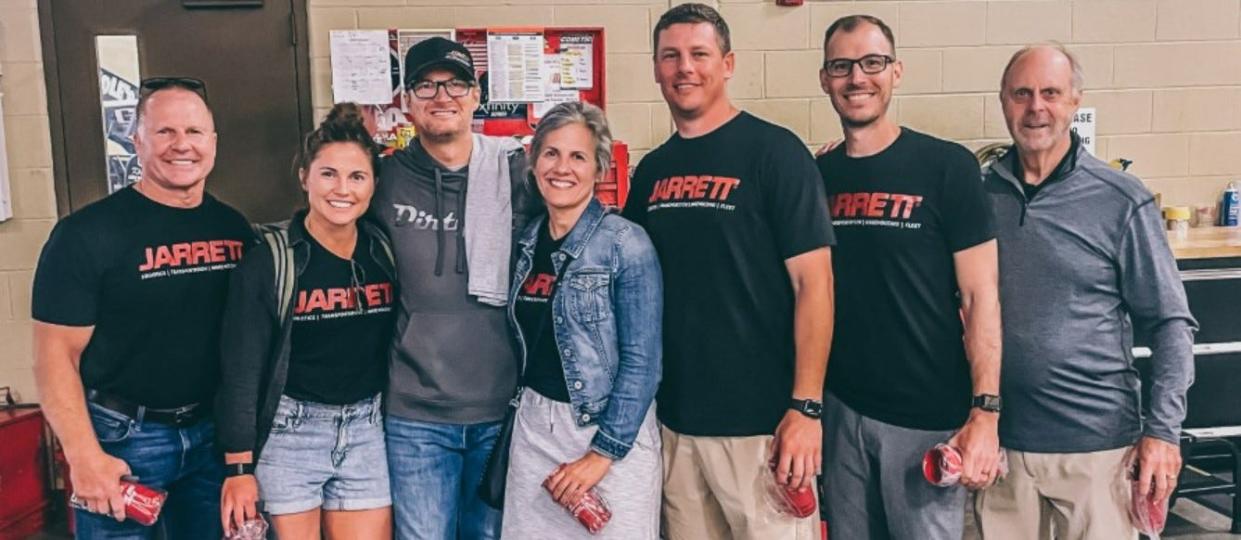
left=1128, top=462, right=1169, bottom=535
left=543, top=467, right=612, bottom=534
left=922, top=444, right=1009, bottom=487
left=70, top=479, right=168, bottom=526
left=764, top=461, right=817, bottom=518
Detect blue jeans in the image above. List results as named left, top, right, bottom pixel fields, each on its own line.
left=385, top=416, right=502, bottom=540
left=75, top=402, right=224, bottom=540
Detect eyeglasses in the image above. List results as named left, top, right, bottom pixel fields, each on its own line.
left=822, top=55, right=895, bottom=78
left=139, top=77, right=208, bottom=100
left=409, top=79, right=473, bottom=99
left=349, top=260, right=367, bottom=315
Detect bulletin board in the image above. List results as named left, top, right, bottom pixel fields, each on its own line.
left=329, top=26, right=625, bottom=207
left=331, top=27, right=606, bottom=150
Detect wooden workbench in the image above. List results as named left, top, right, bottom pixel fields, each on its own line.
left=1168, top=226, right=1241, bottom=260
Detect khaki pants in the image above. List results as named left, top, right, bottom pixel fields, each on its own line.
left=973, top=447, right=1137, bottom=540
left=661, top=425, right=819, bottom=540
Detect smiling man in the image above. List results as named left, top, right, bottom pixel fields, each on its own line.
left=815, top=15, right=1003, bottom=539
left=622, top=4, right=835, bottom=539
left=976, top=43, right=1196, bottom=540
left=368, top=37, right=541, bottom=540
left=33, top=79, right=253, bottom=539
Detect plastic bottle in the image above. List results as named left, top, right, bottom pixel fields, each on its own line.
left=1221, top=182, right=1239, bottom=226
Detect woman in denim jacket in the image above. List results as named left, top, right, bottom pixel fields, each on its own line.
left=501, top=102, right=663, bottom=538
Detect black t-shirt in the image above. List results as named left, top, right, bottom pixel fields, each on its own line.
left=32, top=187, right=253, bottom=408
left=514, top=222, right=569, bottom=403
left=287, top=230, right=396, bottom=405
left=817, top=128, right=995, bottom=430
left=622, top=112, right=835, bottom=436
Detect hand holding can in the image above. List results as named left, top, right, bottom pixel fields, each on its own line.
left=70, top=478, right=168, bottom=526
left=543, top=465, right=612, bottom=535
left=922, top=443, right=1008, bottom=487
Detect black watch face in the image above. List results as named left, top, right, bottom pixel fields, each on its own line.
left=806, top=401, right=823, bottom=416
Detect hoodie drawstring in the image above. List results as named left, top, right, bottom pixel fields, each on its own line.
left=456, top=179, right=468, bottom=274
left=434, top=168, right=445, bottom=276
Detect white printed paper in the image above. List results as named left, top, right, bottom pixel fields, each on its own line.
left=486, top=33, right=545, bottom=103
left=330, top=30, right=392, bottom=104
left=534, top=54, right=579, bottom=118
left=1071, top=107, right=1096, bottom=156
left=559, top=43, right=593, bottom=89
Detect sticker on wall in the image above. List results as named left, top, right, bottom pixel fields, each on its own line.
left=1071, top=107, right=1096, bottom=156
left=96, top=35, right=141, bottom=194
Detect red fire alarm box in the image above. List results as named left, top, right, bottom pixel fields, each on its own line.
left=0, top=407, right=49, bottom=539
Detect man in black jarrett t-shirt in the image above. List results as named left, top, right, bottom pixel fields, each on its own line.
left=622, top=5, right=835, bottom=538
left=32, top=80, right=252, bottom=539
left=815, top=16, right=1003, bottom=539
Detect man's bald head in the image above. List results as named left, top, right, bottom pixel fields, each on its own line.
left=1000, top=43, right=1083, bottom=96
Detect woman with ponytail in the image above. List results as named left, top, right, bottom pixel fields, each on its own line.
left=216, top=102, right=395, bottom=538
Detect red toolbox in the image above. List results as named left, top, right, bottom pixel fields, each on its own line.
left=0, top=406, right=50, bottom=540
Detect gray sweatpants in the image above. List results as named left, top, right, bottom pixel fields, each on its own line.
left=822, top=391, right=966, bottom=540
left=501, top=389, right=662, bottom=539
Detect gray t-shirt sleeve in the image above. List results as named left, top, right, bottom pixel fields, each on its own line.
left=1118, top=199, right=1197, bottom=444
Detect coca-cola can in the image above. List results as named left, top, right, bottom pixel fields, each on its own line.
left=922, top=444, right=1008, bottom=487
left=69, top=479, right=168, bottom=526
left=543, top=467, right=612, bottom=535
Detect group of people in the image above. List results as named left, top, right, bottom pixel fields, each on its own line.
left=31, top=3, right=1196, bottom=540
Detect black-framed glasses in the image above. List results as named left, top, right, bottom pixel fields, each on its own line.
left=409, top=79, right=473, bottom=99
left=822, top=55, right=895, bottom=78
left=139, top=77, right=208, bottom=100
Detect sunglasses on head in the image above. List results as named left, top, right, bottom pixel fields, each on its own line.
left=139, top=77, right=208, bottom=99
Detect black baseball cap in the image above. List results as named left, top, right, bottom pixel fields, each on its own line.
left=403, top=37, right=476, bottom=89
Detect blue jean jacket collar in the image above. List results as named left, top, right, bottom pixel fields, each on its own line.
left=517, top=197, right=609, bottom=263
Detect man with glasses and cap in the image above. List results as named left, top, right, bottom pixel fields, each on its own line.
left=33, top=77, right=253, bottom=539
left=815, top=15, right=1004, bottom=539
left=369, top=37, right=540, bottom=539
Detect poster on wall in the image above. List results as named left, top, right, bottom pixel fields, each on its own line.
left=1071, top=107, right=1096, bottom=156
left=96, top=36, right=142, bottom=194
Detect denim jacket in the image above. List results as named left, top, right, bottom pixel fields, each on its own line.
left=508, top=198, right=663, bottom=460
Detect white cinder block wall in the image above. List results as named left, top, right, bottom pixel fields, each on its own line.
left=3, top=0, right=1241, bottom=401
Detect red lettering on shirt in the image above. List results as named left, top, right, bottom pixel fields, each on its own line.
left=830, top=192, right=924, bottom=220
left=521, top=273, right=557, bottom=299
left=648, top=175, right=742, bottom=204
left=138, top=240, right=244, bottom=271
left=294, top=282, right=395, bottom=315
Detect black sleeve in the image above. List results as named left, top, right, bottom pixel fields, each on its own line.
left=761, top=134, right=836, bottom=259
left=31, top=221, right=101, bottom=326
left=939, top=146, right=996, bottom=252
left=509, top=149, right=544, bottom=236
left=215, top=252, right=277, bottom=455
left=621, top=159, right=651, bottom=227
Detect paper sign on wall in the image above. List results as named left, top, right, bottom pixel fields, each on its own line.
left=330, top=30, right=392, bottom=104
left=486, top=33, right=545, bottom=103
left=1071, top=107, right=1096, bottom=156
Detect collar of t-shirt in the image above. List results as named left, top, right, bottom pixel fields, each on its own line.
left=1016, top=132, right=1081, bottom=200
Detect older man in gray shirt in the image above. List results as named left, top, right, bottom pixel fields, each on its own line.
left=976, top=43, right=1196, bottom=539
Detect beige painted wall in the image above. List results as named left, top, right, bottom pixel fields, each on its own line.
left=0, top=0, right=56, bottom=403
left=3, top=0, right=1241, bottom=401
left=308, top=0, right=1241, bottom=207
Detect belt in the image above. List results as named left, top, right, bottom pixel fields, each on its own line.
left=86, top=389, right=209, bottom=427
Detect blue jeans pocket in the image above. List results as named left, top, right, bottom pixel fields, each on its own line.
left=88, top=404, right=133, bottom=444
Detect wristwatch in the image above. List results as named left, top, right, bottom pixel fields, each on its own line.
left=225, top=462, right=256, bottom=477
left=790, top=398, right=823, bottom=419
left=971, top=394, right=1002, bottom=413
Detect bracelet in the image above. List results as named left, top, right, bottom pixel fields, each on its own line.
left=225, top=462, right=255, bottom=477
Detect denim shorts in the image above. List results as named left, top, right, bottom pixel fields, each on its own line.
left=256, top=393, right=390, bottom=515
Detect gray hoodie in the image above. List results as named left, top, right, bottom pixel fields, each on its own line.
left=985, top=140, right=1196, bottom=453
left=372, top=136, right=539, bottom=423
